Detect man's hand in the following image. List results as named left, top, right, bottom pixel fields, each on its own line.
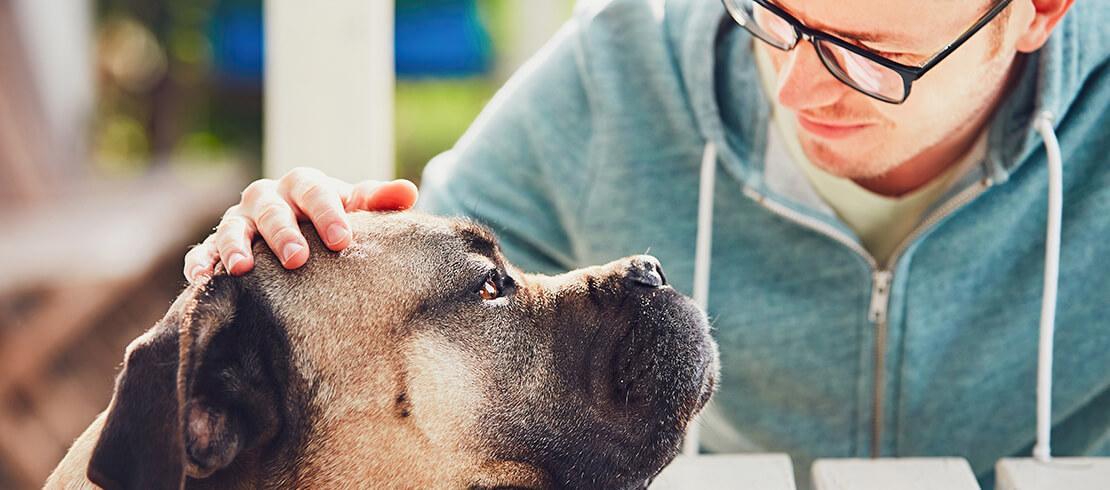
left=184, top=167, right=419, bottom=283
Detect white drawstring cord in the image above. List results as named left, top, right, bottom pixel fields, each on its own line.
left=1033, top=110, right=1062, bottom=462
left=684, top=142, right=718, bottom=456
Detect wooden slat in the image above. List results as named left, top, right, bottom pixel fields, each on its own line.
left=0, top=166, right=245, bottom=488
left=0, top=166, right=245, bottom=292
left=996, top=457, right=1110, bottom=490
left=31, top=365, right=109, bottom=447
left=0, top=281, right=129, bottom=399
left=652, top=454, right=797, bottom=490
left=0, top=394, right=61, bottom=489
left=812, top=458, right=981, bottom=490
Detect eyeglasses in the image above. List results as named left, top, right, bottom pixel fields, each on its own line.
left=721, top=0, right=1013, bottom=104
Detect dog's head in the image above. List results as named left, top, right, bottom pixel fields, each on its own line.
left=87, top=211, right=718, bottom=489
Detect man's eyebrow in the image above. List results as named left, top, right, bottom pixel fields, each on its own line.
left=827, top=28, right=908, bottom=44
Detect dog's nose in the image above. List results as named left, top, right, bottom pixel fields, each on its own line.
left=625, top=256, right=667, bottom=288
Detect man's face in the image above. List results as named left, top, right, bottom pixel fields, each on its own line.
left=762, top=0, right=1022, bottom=179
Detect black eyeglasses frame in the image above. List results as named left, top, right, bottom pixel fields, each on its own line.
left=723, top=0, right=1014, bottom=103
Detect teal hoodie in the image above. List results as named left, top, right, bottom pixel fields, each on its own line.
left=420, top=0, right=1109, bottom=487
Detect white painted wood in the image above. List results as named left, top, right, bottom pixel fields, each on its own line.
left=996, top=457, right=1110, bottom=490
left=651, top=454, right=797, bottom=490
left=11, top=0, right=93, bottom=173
left=499, top=1, right=568, bottom=81
left=812, top=458, right=980, bottom=490
left=264, top=0, right=394, bottom=182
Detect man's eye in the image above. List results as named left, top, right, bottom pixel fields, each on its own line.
left=479, top=275, right=501, bottom=300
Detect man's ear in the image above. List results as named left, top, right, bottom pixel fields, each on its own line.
left=1014, top=0, right=1075, bottom=53
left=88, top=276, right=285, bottom=489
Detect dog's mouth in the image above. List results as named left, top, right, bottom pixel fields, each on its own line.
left=486, top=265, right=720, bottom=490
left=610, top=316, right=655, bottom=408
left=600, top=286, right=717, bottom=421
left=552, top=285, right=717, bottom=489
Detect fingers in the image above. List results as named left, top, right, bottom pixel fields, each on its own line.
left=184, top=235, right=219, bottom=283
left=214, top=206, right=256, bottom=276
left=242, top=178, right=310, bottom=269
left=278, top=167, right=351, bottom=251
left=348, top=179, right=419, bottom=212
left=183, top=170, right=417, bottom=283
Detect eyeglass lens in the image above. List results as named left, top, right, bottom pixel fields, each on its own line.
left=737, top=0, right=908, bottom=102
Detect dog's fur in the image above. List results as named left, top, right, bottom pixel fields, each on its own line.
left=46, top=211, right=718, bottom=489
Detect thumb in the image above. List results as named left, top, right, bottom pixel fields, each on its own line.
left=348, top=179, right=419, bottom=212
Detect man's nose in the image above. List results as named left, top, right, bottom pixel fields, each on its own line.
left=774, top=40, right=850, bottom=111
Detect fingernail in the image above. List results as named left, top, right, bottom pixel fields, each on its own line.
left=282, top=242, right=304, bottom=263
left=227, top=253, right=246, bottom=273
left=326, top=223, right=349, bottom=245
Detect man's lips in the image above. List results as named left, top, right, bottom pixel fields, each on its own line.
left=796, top=114, right=874, bottom=139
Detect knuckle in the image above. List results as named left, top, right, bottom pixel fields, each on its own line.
left=215, top=214, right=247, bottom=234
left=282, top=167, right=323, bottom=187
left=352, top=180, right=383, bottom=195
left=348, top=181, right=383, bottom=208
left=255, top=202, right=292, bottom=228
left=269, top=227, right=306, bottom=246
left=299, top=181, right=336, bottom=210
left=241, top=179, right=276, bottom=203
left=215, top=233, right=245, bottom=254
left=222, top=204, right=244, bottom=219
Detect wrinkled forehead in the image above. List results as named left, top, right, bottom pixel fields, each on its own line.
left=240, top=212, right=504, bottom=391
left=340, top=212, right=502, bottom=273
left=244, top=212, right=501, bottom=323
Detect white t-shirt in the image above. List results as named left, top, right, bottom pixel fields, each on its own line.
left=753, top=44, right=986, bottom=265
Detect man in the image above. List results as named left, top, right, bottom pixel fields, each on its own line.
left=184, top=0, right=1105, bottom=487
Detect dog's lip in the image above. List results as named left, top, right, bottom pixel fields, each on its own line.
left=596, top=287, right=710, bottom=412
left=609, top=316, right=659, bottom=408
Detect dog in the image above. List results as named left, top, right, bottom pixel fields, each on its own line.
left=46, top=211, right=719, bottom=489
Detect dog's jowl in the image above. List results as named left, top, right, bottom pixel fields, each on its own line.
left=46, top=211, right=719, bottom=490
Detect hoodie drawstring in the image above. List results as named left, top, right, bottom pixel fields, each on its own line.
left=684, top=141, right=718, bottom=456
left=1033, top=110, right=1063, bottom=462
left=683, top=115, right=1063, bottom=460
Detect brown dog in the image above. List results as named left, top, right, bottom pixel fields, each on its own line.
left=46, top=211, right=718, bottom=489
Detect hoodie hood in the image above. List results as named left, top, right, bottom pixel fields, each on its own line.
left=421, top=2, right=1110, bottom=487
left=669, top=0, right=1108, bottom=195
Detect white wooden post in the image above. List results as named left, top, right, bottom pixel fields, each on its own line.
left=10, top=0, right=93, bottom=177
left=264, top=0, right=394, bottom=182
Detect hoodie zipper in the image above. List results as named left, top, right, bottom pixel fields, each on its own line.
left=742, top=176, right=992, bottom=456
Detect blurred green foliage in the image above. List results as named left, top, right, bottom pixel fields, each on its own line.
left=394, top=80, right=496, bottom=184
left=93, top=0, right=262, bottom=176
left=92, top=0, right=571, bottom=183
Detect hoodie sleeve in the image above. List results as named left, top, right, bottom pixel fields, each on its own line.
left=418, top=18, right=594, bottom=275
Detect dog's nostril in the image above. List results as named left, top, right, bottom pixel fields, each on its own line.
left=626, top=256, right=666, bottom=288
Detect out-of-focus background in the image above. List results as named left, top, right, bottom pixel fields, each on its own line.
left=0, top=0, right=572, bottom=486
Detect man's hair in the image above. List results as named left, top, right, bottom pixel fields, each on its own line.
left=987, top=0, right=1014, bottom=57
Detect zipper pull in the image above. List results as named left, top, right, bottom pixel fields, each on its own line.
left=869, top=270, right=893, bottom=324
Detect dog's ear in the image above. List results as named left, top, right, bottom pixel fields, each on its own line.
left=87, top=296, right=186, bottom=490
left=88, top=277, right=285, bottom=489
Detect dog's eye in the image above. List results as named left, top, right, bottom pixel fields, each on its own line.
left=479, top=274, right=501, bottom=301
